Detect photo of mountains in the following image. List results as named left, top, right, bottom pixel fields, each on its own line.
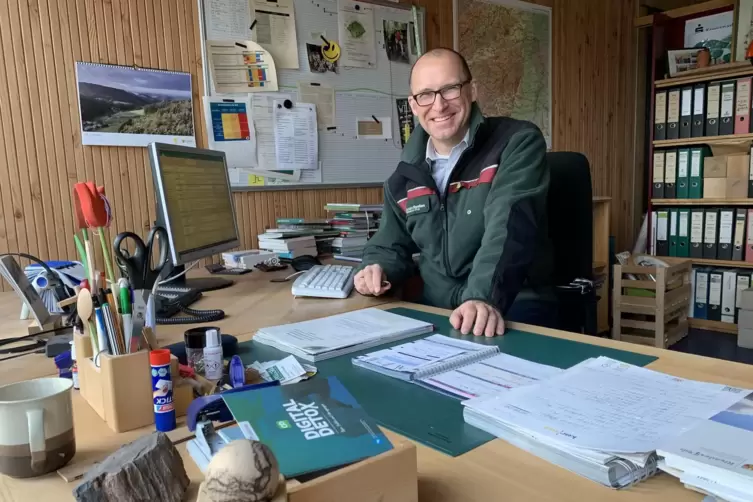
left=75, top=62, right=195, bottom=146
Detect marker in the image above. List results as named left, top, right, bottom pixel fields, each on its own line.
left=119, top=279, right=134, bottom=352
left=93, top=297, right=109, bottom=355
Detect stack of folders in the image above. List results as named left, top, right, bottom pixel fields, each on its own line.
left=657, top=390, right=753, bottom=501
left=253, top=308, right=434, bottom=362
left=353, top=334, right=562, bottom=400
left=462, top=357, right=750, bottom=490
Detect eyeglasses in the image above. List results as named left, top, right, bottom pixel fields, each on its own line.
left=411, top=80, right=470, bottom=107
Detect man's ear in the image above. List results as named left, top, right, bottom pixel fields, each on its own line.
left=470, top=80, right=477, bottom=102
left=408, top=96, right=420, bottom=116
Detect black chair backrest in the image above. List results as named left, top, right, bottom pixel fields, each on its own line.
left=546, top=152, right=594, bottom=286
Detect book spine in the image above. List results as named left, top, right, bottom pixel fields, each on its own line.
left=415, top=347, right=499, bottom=380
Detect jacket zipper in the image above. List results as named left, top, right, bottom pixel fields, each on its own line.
left=439, top=145, right=474, bottom=278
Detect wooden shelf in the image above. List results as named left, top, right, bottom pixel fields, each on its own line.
left=651, top=198, right=753, bottom=206
left=655, top=62, right=753, bottom=89
left=689, top=258, right=753, bottom=268
left=688, top=317, right=738, bottom=334
left=654, top=133, right=753, bottom=147
left=635, top=0, right=734, bottom=28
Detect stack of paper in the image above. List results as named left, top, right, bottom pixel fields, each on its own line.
left=253, top=308, right=434, bottom=362
left=463, top=357, right=750, bottom=489
left=657, top=390, right=753, bottom=501
left=248, top=355, right=317, bottom=385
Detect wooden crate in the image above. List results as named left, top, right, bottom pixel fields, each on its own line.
left=612, top=258, right=691, bottom=348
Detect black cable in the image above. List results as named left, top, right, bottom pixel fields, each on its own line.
left=156, top=304, right=225, bottom=325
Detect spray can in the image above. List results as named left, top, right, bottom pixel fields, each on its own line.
left=203, top=328, right=224, bottom=380
left=150, top=349, right=176, bottom=432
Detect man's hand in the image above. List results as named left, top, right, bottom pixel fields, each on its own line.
left=354, top=264, right=392, bottom=296
left=450, top=300, right=505, bottom=337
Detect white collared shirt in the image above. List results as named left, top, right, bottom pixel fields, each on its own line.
left=426, top=129, right=470, bottom=195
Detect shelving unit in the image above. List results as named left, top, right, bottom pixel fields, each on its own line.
left=644, top=3, right=750, bottom=337
left=651, top=198, right=753, bottom=205
left=653, top=133, right=753, bottom=148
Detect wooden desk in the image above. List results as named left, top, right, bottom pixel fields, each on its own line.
left=2, top=282, right=752, bottom=501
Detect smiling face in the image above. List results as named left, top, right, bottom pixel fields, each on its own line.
left=409, top=51, right=475, bottom=153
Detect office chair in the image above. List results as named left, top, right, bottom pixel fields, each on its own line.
left=546, top=152, right=598, bottom=335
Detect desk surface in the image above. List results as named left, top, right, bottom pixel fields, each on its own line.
left=1, top=270, right=752, bottom=501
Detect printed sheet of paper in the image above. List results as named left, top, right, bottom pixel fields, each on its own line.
left=251, top=91, right=295, bottom=170
left=297, top=82, right=336, bottom=129
left=203, top=96, right=257, bottom=168
left=357, top=117, right=392, bottom=139
left=337, top=0, right=377, bottom=68
left=420, top=352, right=563, bottom=400
left=266, top=164, right=323, bottom=185
left=207, top=40, right=278, bottom=93
left=251, top=0, right=299, bottom=69
left=250, top=356, right=309, bottom=384
left=203, top=0, right=252, bottom=40
left=273, top=100, right=318, bottom=170
left=468, top=356, right=751, bottom=454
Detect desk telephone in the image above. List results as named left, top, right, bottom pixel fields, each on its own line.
left=155, top=286, right=225, bottom=324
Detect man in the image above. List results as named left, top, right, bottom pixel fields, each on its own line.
left=354, top=48, right=555, bottom=337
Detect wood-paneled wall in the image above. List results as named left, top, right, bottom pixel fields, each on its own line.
left=0, top=0, right=641, bottom=291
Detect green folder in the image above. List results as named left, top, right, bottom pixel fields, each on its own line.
left=677, top=148, right=690, bottom=198
left=669, top=209, right=678, bottom=257
left=678, top=208, right=690, bottom=257
left=238, top=308, right=658, bottom=456
left=689, top=147, right=709, bottom=199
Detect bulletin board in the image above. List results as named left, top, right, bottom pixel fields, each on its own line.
left=198, top=0, right=426, bottom=189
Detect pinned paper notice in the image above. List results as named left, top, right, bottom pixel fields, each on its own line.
left=356, top=117, right=392, bottom=139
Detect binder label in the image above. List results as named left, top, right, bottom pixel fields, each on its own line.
left=696, top=273, right=709, bottom=303
left=679, top=211, right=689, bottom=237
left=655, top=92, right=666, bottom=124
left=670, top=211, right=677, bottom=235
left=737, top=275, right=751, bottom=308
left=690, top=150, right=701, bottom=177
left=668, top=90, right=681, bottom=122
left=737, top=79, right=751, bottom=117
left=678, top=150, right=689, bottom=177
left=665, top=151, right=677, bottom=181
left=657, top=211, right=668, bottom=240
left=704, top=212, right=718, bottom=244
left=707, top=84, right=720, bottom=119
left=691, top=212, right=704, bottom=243
left=653, top=152, right=665, bottom=183
left=721, top=84, right=735, bottom=119
left=681, top=88, right=693, bottom=116
left=693, top=86, right=704, bottom=115
left=734, top=212, right=746, bottom=247
left=719, top=211, right=734, bottom=244
left=709, top=274, right=722, bottom=304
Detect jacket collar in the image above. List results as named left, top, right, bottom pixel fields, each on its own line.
left=401, top=102, right=485, bottom=166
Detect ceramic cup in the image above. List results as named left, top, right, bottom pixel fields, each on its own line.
left=0, top=377, right=75, bottom=478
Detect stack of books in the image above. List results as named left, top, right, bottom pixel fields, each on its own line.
left=462, top=356, right=750, bottom=490
left=657, top=391, right=753, bottom=500
left=325, top=203, right=384, bottom=260
left=257, top=231, right=318, bottom=260
left=274, top=218, right=340, bottom=256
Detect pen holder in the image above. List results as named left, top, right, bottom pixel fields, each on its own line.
left=74, top=333, right=193, bottom=433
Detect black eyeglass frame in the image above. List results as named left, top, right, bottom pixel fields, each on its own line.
left=410, top=80, right=471, bottom=107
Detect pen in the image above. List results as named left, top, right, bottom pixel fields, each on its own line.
left=93, top=297, right=109, bottom=355
left=119, top=279, right=134, bottom=352
left=105, top=288, right=124, bottom=351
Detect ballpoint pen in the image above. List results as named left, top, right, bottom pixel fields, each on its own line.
left=99, top=290, right=121, bottom=355
left=119, top=278, right=134, bottom=352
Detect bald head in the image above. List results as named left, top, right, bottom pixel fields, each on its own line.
left=409, top=48, right=472, bottom=91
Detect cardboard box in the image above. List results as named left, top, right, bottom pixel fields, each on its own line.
left=737, top=309, right=753, bottom=329
left=726, top=154, right=750, bottom=179
left=726, top=177, right=748, bottom=198
left=738, top=288, right=753, bottom=311
left=703, top=177, right=727, bottom=198
left=704, top=156, right=727, bottom=178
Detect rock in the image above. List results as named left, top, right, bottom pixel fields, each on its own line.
left=73, top=432, right=189, bottom=502
left=197, top=440, right=280, bottom=502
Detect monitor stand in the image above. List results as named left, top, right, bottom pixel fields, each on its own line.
left=164, top=264, right=234, bottom=292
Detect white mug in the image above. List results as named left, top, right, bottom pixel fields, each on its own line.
left=0, top=377, right=75, bottom=478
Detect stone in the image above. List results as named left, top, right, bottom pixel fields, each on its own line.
left=73, top=432, right=189, bottom=502
left=197, top=440, right=280, bottom=502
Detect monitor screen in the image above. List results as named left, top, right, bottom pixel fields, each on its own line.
left=149, top=144, right=239, bottom=265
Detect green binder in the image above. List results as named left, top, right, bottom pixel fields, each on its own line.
left=677, top=208, right=690, bottom=257
left=677, top=148, right=690, bottom=198
left=689, top=147, right=709, bottom=199
left=669, top=209, right=678, bottom=256
left=238, top=308, right=658, bottom=456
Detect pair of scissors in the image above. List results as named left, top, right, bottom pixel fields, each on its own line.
left=113, top=226, right=169, bottom=290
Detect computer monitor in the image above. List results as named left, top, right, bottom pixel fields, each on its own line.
left=148, top=142, right=240, bottom=292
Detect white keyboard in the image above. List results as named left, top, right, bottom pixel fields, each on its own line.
left=291, top=264, right=355, bottom=299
